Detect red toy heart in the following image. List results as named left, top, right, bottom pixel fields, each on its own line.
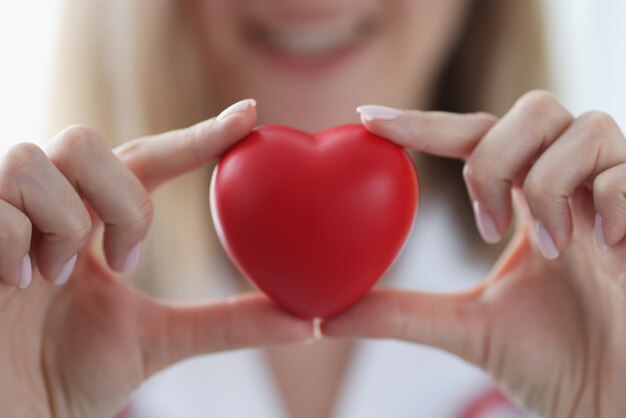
left=211, top=125, right=418, bottom=318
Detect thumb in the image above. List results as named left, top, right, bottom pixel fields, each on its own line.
left=135, top=293, right=313, bottom=378
left=115, top=99, right=257, bottom=192
left=322, top=288, right=489, bottom=367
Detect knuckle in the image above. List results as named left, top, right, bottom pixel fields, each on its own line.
left=513, top=91, right=573, bottom=141
left=0, top=213, right=31, bottom=249
left=59, top=125, right=103, bottom=146
left=515, top=90, right=558, bottom=114
left=125, top=195, right=154, bottom=232
left=135, top=196, right=154, bottom=228
left=593, top=170, right=618, bottom=198
left=514, top=90, right=570, bottom=125
left=522, top=170, right=546, bottom=201
left=524, top=167, right=571, bottom=227
left=462, top=163, right=475, bottom=182
left=578, top=111, right=617, bottom=140
left=463, top=162, right=488, bottom=188
left=61, top=210, right=93, bottom=245
left=13, top=214, right=32, bottom=242
left=51, top=125, right=106, bottom=162
left=1, top=142, right=46, bottom=177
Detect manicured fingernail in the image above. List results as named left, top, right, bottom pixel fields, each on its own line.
left=356, top=105, right=402, bottom=122
left=19, top=255, right=32, bottom=289
left=313, top=318, right=323, bottom=340
left=122, top=242, right=142, bottom=273
left=534, top=220, right=559, bottom=260
left=54, top=254, right=78, bottom=286
left=216, top=99, right=256, bottom=122
left=472, top=201, right=501, bottom=244
left=595, top=213, right=608, bottom=251
left=302, top=318, right=323, bottom=345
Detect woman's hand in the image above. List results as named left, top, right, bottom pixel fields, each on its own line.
left=324, top=91, right=626, bottom=418
left=0, top=99, right=313, bottom=418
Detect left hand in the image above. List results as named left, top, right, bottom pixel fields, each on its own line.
left=323, top=91, right=626, bottom=418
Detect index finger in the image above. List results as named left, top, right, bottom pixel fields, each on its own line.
left=115, top=99, right=257, bottom=192
left=356, top=105, right=497, bottom=160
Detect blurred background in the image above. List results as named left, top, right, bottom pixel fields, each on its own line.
left=0, top=1, right=625, bottom=153
left=0, top=2, right=624, bottom=418
left=0, top=2, right=60, bottom=152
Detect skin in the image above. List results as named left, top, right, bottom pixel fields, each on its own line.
left=324, top=98, right=626, bottom=418
left=185, top=0, right=471, bottom=130
left=2, top=1, right=625, bottom=418
left=0, top=103, right=314, bottom=418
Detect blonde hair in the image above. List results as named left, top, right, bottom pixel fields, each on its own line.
left=49, top=0, right=549, bottom=298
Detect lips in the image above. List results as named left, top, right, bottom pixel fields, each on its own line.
left=241, top=11, right=380, bottom=69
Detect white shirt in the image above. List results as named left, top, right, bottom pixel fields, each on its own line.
left=128, top=194, right=535, bottom=418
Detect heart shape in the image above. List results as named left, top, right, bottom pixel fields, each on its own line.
left=211, top=125, right=419, bottom=318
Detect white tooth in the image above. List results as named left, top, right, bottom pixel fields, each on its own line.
left=267, top=22, right=358, bottom=55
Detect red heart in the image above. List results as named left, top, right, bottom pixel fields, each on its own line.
left=211, top=125, right=419, bottom=318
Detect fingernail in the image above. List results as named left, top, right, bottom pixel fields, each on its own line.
left=595, top=213, right=608, bottom=251
left=313, top=317, right=323, bottom=340
left=534, top=220, right=560, bottom=260
left=302, top=318, right=323, bottom=345
left=19, top=254, right=32, bottom=289
left=122, top=242, right=142, bottom=273
left=54, top=254, right=78, bottom=286
left=472, top=201, right=502, bottom=244
left=356, top=105, right=402, bottom=122
left=216, top=99, right=257, bottom=122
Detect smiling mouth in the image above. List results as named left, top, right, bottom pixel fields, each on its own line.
left=241, top=13, right=381, bottom=71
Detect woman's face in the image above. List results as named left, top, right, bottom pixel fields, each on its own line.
left=186, top=0, right=470, bottom=131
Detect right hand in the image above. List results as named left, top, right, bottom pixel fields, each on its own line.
left=0, top=99, right=313, bottom=418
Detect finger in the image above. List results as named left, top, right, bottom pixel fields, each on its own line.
left=136, top=293, right=313, bottom=377
left=322, top=288, right=487, bottom=366
left=463, top=91, right=573, bottom=244
left=115, top=99, right=257, bottom=192
left=593, top=172, right=625, bottom=251
left=595, top=165, right=626, bottom=249
left=594, top=162, right=626, bottom=248
left=0, top=143, right=91, bottom=283
left=0, top=200, right=32, bottom=288
left=523, top=111, right=626, bottom=256
left=356, top=105, right=497, bottom=159
left=46, top=126, right=152, bottom=272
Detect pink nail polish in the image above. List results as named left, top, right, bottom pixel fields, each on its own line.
left=312, top=318, right=323, bottom=340
left=122, top=242, right=142, bottom=273
left=472, top=201, right=502, bottom=244
left=54, top=254, right=78, bottom=286
left=356, top=105, right=402, bottom=122
left=19, top=254, right=32, bottom=289
left=595, top=214, right=608, bottom=251
left=216, top=99, right=256, bottom=122
left=534, top=220, right=559, bottom=260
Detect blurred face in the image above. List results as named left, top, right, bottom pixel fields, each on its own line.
left=186, top=0, right=470, bottom=131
